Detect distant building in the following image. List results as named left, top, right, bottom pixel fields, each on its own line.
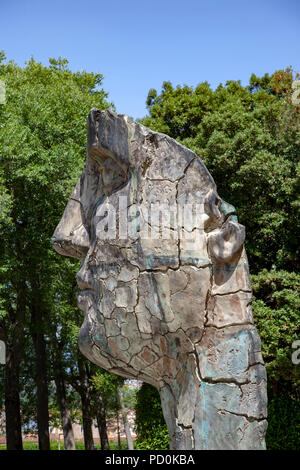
left=0, top=410, right=136, bottom=446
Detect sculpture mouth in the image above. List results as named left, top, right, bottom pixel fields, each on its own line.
left=77, top=289, right=94, bottom=313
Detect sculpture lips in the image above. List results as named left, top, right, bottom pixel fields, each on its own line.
left=77, top=289, right=94, bottom=313
left=76, top=266, right=94, bottom=290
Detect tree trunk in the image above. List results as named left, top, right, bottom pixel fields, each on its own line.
left=96, top=395, right=109, bottom=450
left=31, top=303, right=50, bottom=450
left=77, top=357, right=94, bottom=450
left=5, top=343, right=23, bottom=450
left=117, top=386, right=134, bottom=450
left=116, top=413, right=121, bottom=450
left=4, top=286, right=26, bottom=450
left=54, top=354, right=75, bottom=450
left=81, top=394, right=94, bottom=450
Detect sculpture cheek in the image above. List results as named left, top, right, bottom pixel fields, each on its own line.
left=207, top=220, right=246, bottom=263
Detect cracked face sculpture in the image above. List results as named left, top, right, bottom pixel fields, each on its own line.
left=52, top=109, right=267, bottom=450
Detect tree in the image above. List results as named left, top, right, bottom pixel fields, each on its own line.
left=92, top=370, right=133, bottom=449
left=116, top=385, right=133, bottom=450
left=52, top=344, right=76, bottom=450
left=0, top=52, right=111, bottom=449
left=92, top=387, right=110, bottom=450
left=135, top=383, right=168, bottom=450
left=67, top=354, right=95, bottom=450
left=251, top=270, right=300, bottom=396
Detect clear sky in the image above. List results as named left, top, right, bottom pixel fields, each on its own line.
left=1, top=0, right=299, bottom=119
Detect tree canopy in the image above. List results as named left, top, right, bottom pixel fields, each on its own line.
left=0, top=53, right=114, bottom=449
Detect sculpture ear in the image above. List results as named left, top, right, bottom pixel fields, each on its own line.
left=207, top=219, right=245, bottom=263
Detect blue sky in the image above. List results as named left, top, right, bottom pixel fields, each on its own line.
left=1, top=0, right=299, bottom=119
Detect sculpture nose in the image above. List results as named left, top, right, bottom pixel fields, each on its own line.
left=51, top=179, right=90, bottom=259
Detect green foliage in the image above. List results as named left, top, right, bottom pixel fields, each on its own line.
left=266, top=396, right=300, bottom=450
left=0, top=55, right=110, bottom=237
left=135, top=424, right=169, bottom=450
left=122, top=383, right=138, bottom=411
left=92, top=369, right=124, bottom=415
left=0, top=54, right=111, bottom=318
left=0, top=439, right=130, bottom=450
left=92, top=371, right=136, bottom=420
left=251, top=269, right=300, bottom=447
left=251, top=269, right=300, bottom=395
left=0, top=53, right=111, bottom=437
left=135, top=383, right=169, bottom=450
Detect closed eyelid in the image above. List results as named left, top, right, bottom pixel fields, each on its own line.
left=89, top=146, right=129, bottom=177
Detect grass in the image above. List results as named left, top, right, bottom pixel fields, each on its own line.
left=0, top=438, right=130, bottom=450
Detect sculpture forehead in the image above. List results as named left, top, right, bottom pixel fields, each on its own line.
left=87, top=108, right=130, bottom=169
left=86, top=108, right=216, bottom=187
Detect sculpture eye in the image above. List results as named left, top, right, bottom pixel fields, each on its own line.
left=89, top=146, right=128, bottom=175
left=89, top=146, right=129, bottom=196
left=89, top=146, right=128, bottom=186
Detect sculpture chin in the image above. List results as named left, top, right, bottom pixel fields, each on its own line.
left=76, top=291, right=136, bottom=377
left=77, top=289, right=94, bottom=313
left=77, top=290, right=106, bottom=366
left=78, top=315, right=96, bottom=364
